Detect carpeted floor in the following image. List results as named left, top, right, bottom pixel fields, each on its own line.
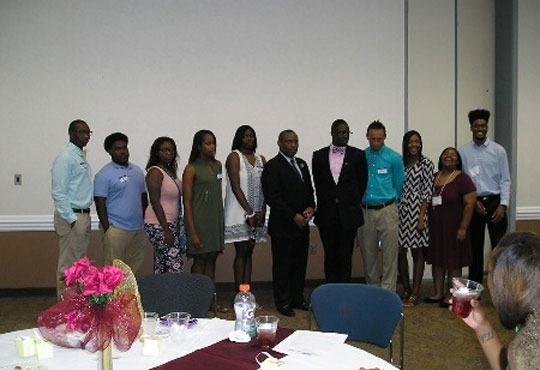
left=0, top=281, right=514, bottom=369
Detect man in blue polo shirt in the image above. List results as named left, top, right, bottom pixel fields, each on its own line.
left=51, top=119, right=93, bottom=298
left=94, top=132, right=149, bottom=273
left=358, top=120, right=404, bottom=292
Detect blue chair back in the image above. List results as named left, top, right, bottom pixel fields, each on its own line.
left=137, top=273, right=215, bottom=318
left=310, top=283, right=402, bottom=348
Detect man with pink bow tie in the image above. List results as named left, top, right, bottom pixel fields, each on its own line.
left=312, top=119, right=368, bottom=283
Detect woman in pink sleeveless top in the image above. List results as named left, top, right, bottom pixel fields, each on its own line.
left=144, top=137, right=186, bottom=274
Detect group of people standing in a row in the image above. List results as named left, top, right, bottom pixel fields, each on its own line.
left=51, top=108, right=510, bottom=318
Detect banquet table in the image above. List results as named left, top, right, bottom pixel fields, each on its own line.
left=0, top=319, right=398, bottom=370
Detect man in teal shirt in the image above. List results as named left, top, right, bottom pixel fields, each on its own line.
left=358, top=120, right=404, bottom=292
left=51, top=119, right=93, bottom=298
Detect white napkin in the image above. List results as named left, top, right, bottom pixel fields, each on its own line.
left=228, top=330, right=251, bottom=343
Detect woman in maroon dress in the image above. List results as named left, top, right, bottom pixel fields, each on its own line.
left=425, top=147, right=476, bottom=306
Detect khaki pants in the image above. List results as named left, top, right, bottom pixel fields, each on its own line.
left=357, top=203, right=399, bottom=292
left=103, top=226, right=148, bottom=274
left=54, top=211, right=91, bottom=298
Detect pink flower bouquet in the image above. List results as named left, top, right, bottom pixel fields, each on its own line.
left=38, top=258, right=141, bottom=352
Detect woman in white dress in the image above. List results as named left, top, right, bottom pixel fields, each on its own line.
left=224, top=125, right=267, bottom=291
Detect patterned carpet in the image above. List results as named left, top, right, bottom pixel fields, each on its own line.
left=0, top=281, right=514, bottom=370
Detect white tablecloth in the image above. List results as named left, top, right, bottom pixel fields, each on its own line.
left=0, top=319, right=397, bottom=370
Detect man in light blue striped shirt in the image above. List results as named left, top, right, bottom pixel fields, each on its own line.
left=51, top=119, right=93, bottom=298
left=459, top=109, right=511, bottom=284
left=358, top=120, right=404, bottom=292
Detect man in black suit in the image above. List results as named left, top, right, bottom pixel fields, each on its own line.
left=262, top=129, right=315, bottom=317
left=312, top=119, right=368, bottom=283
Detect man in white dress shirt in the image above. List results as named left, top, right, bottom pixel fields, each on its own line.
left=459, top=109, right=511, bottom=284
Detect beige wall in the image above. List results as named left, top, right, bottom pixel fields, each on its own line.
left=408, top=0, right=456, bottom=162
left=408, top=0, right=496, bottom=160
left=0, top=228, right=373, bottom=288
left=2, top=221, right=538, bottom=288
left=517, top=0, right=540, bottom=210
left=456, top=0, right=495, bottom=147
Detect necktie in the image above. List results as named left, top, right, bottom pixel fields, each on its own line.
left=290, top=158, right=303, bottom=181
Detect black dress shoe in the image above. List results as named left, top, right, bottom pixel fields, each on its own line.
left=291, top=301, right=310, bottom=311
left=277, top=305, right=296, bottom=317
left=423, top=297, right=443, bottom=304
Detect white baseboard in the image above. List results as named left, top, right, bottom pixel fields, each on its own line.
left=0, top=206, right=539, bottom=232
left=516, top=206, right=540, bottom=221
left=0, top=215, right=100, bottom=232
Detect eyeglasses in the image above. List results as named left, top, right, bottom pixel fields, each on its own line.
left=74, top=130, right=93, bottom=136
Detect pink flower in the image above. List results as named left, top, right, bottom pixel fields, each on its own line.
left=64, top=257, right=92, bottom=286
left=100, top=266, right=124, bottom=294
left=81, top=266, right=102, bottom=296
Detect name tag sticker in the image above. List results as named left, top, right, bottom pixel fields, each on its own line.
left=119, top=175, right=128, bottom=183
left=217, top=173, right=223, bottom=180
left=377, top=167, right=388, bottom=175
left=470, top=165, right=480, bottom=177
left=432, top=195, right=442, bottom=206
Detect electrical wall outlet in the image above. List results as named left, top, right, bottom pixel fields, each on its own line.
left=14, top=174, right=22, bottom=185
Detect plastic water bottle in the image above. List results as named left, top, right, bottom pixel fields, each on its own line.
left=234, top=284, right=256, bottom=338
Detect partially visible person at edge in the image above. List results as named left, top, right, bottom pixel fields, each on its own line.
left=312, top=119, right=367, bottom=283
left=144, top=137, right=186, bottom=274
left=425, top=147, right=476, bottom=306
left=397, top=130, right=434, bottom=307
left=358, top=120, right=405, bottom=292
left=183, top=130, right=226, bottom=311
left=224, top=125, right=267, bottom=294
left=459, top=109, right=511, bottom=285
left=94, top=132, right=149, bottom=274
left=51, top=119, right=93, bottom=299
left=261, top=129, right=315, bottom=317
left=454, top=232, right=540, bottom=370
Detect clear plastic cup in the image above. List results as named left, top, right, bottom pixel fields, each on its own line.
left=451, top=278, right=484, bottom=318
left=255, top=315, right=279, bottom=350
left=142, top=312, right=159, bottom=337
left=166, top=312, right=191, bottom=343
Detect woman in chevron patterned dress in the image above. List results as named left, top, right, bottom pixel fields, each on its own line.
left=398, top=130, right=434, bottom=307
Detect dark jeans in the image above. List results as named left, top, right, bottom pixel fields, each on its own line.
left=468, top=194, right=508, bottom=283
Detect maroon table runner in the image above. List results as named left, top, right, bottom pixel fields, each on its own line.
left=150, top=327, right=293, bottom=370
